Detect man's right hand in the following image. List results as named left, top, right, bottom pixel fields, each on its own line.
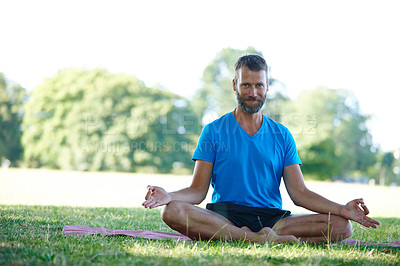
left=339, top=198, right=380, bottom=228
left=142, top=185, right=172, bottom=209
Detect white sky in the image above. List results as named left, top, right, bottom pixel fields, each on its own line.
left=1, top=0, right=399, bottom=151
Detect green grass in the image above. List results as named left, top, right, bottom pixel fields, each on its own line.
left=1, top=205, right=399, bottom=265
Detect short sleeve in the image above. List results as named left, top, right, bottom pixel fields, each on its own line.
left=284, top=130, right=302, bottom=167
left=192, top=124, right=216, bottom=164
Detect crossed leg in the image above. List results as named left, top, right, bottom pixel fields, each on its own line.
left=161, top=201, right=299, bottom=244
left=162, top=201, right=353, bottom=244
left=272, top=213, right=353, bottom=243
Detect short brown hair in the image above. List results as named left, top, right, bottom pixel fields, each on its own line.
left=234, top=54, right=268, bottom=84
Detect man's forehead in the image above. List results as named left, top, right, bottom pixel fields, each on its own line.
left=238, top=67, right=267, bottom=80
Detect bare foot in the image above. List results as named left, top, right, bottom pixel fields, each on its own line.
left=240, top=226, right=252, bottom=232
left=257, top=227, right=300, bottom=244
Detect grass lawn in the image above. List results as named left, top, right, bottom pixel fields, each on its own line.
left=1, top=168, right=400, bottom=264
left=1, top=168, right=400, bottom=217
left=1, top=205, right=399, bottom=265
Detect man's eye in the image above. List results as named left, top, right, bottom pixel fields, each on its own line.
left=257, top=84, right=264, bottom=88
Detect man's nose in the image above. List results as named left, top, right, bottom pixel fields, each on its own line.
left=249, top=86, right=257, bottom=97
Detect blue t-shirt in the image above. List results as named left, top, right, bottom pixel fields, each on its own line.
left=192, top=112, right=302, bottom=209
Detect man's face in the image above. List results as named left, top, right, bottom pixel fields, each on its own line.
left=234, top=66, right=268, bottom=114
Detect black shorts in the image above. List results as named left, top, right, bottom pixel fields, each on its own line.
left=206, top=202, right=291, bottom=232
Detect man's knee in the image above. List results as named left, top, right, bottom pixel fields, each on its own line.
left=330, top=215, right=352, bottom=239
left=161, top=201, right=186, bottom=225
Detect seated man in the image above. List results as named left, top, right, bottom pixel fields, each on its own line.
left=142, top=54, right=380, bottom=244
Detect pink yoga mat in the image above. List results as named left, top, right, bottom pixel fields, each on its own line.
left=63, top=225, right=400, bottom=247
left=338, top=238, right=400, bottom=247
left=63, top=225, right=191, bottom=241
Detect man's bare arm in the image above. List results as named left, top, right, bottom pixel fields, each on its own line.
left=142, top=160, right=213, bottom=209
left=283, top=164, right=379, bottom=228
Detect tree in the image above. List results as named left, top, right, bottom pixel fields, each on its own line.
left=300, top=139, right=341, bottom=180
left=194, top=47, right=254, bottom=118
left=0, top=73, right=26, bottom=165
left=284, top=87, right=376, bottom=180
left=263, top=90, right=292, bottom=123
left=192, top=47, right=292, bottom=126
left=379, top=152, right=395, bottom=186
left=22, top=68, right=200, bottom=173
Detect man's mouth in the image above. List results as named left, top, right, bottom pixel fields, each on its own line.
left=246, top=97, right=257, bottom=100
left=245, top=97, right=259, bottom=102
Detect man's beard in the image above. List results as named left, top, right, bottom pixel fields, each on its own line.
left=235, top=90, right=266, bottom=114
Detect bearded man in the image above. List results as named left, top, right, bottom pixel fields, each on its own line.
left=142, top=54, right=379, bottom=244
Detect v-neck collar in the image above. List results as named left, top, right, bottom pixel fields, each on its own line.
left=230, top=112, right=265, bottom=137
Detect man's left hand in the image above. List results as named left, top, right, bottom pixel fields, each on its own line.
left=339, top=198, right=380, bottom=228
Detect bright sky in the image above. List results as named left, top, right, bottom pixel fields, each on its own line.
left=1, top=0, right=399, bottom=151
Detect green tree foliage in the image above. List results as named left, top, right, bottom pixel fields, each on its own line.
left=284, top=87, right=376, bottom=180
left=379, top=152, right=395, bottom=185
left=192, top=48, right=376, bottom=180
left=193, top=47, right=263, bottom=118
left=0, top=73, right=26, bottom=165
left=391, top=150, right=400, bottom=185
left=22, top=68, right=200, bottom=173
left=263, top=89, right=292, bottom=123
left=299, top=139, right=339, bottom=179
left=192, top=47, right=289, bottom=123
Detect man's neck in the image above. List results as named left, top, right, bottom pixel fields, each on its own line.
left=232, top=107, right=263, bottom=136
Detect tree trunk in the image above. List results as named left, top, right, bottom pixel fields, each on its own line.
left=379, top=168, right=386, bottom=186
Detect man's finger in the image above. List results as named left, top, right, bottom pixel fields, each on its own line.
left=145, top=185, right=155, bottom=200
left=148, top=201, right=160, bottom=209
left=358, top=216, right=379, bottom=228
left=144, top=190, right=152, bottom=200
left=366, top=216, right=380, bottom=227
left=361, top=203, right=370, bottom=215
left=372, top=218, right=380, bottom=225
left=364, top=220, right=377, bottom=229
left=142, top=200, right=150, bottom=208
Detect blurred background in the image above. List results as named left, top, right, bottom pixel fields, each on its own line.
left=1, top=0, right=399, bottom=212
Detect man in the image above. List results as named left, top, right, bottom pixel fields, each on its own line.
left=142, top=54, right=380, bottom=244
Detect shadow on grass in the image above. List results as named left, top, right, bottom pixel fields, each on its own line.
left=1, top=237, right=399, bottom=265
